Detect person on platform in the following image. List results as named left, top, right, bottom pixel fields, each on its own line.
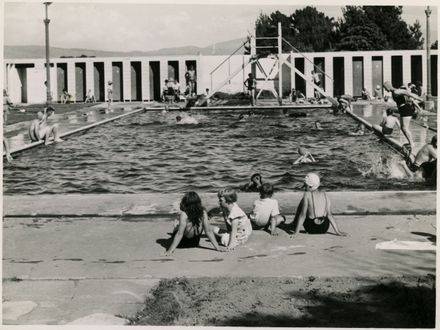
left=244, top=73, right=256, bottom=106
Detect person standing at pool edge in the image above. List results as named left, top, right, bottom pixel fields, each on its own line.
left=244, top=73, right=256, bottom=106
left=107, top=81, right=113, bottom=111
left=383, top=81, right=423, bottom=152
left=291, top=173, right=346, bottom=237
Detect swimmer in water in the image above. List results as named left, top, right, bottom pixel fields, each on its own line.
left=314, top=121, right=323, bottom=130
left=400, top=135, right=437, bottom=182
left=349, top=123, right=366, bottom=136
left=176, top=113, right=199, bottom=124
left=294, top=147, right=317, bottom=164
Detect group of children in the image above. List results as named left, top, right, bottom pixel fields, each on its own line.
left=165, top=172, right=346, bottom=255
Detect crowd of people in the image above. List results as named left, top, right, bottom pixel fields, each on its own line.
left=165, top=172, right=346, bottom=255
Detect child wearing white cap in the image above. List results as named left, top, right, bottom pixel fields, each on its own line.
left=291, top=173, right=346, bottom=237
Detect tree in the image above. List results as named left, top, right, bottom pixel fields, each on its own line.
left=336, top=6, right=388, bottom=50
left=336, top=6, right=425, bottom=50
left=255, top=6, right=336, bottom=54
left=431, top=40, right=438, bottom=49
left=289, top=7, right=337, bottom=52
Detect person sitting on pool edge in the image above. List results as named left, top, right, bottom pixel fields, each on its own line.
left=28, top=106, right=63, bottom=145
left=249, top=183, right=286, bottom=236
left=373, top=108, right=400, bottom=136
left=290, top=173, right=346, bottom=237
left=214, top=188, right=252, bottom=250
left=242, top=173, right=263, bottom=192
left=293, top=147, right=316, bottom=164
left=165, top=191, right=226, bottom=255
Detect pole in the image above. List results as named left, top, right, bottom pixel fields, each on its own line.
left=425, top=6, right=433, bottom=111
left=278, top=22, right=282, bottom=105
left=44, top=2, right=52, bottom=105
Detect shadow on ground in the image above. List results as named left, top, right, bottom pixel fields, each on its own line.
left=128, top=275, right=435, bottom=327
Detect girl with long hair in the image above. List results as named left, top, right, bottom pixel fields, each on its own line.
left=165, top=191, right=225, bottom=255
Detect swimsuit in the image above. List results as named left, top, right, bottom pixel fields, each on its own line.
left=303, top=192, right=330, bottom=234
left=382, top=126, right=393, bottom=135
left=420, top=160, right=436, bottom=179
left=392, top=91, right=414, bottom=117
left=173, top=221, right=203, bottom=248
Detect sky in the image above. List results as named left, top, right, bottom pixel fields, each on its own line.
left=2, top=1, right=439, bottom=52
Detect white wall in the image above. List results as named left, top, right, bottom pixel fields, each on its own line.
left=4, top=49, right=436, bottom=104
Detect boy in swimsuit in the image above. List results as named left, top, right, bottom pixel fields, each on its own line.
left=244, top=73, right=256, bottom=106
left=373, top=108, right=400, bottom=136
left=214, top=189, right=252, bottom=250
left=249, top=183, right=285, bottom=236
left=401, top=135, right=437, bottom=181
left=28, top=106, right=63, bottom=145
left=242, top=173, right=263, bottom=192
left=165, top=192, right=225, bottom=255
left=293, top=147, right=316, bottom=164
left=291, top=173, right=346, bottom=237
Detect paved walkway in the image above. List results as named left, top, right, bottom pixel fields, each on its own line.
left=2, top=209, right=436, bottom=324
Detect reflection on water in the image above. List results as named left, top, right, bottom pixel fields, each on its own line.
left=3, top=108, right=435, bottom=195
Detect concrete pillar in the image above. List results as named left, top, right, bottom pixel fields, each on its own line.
left=363, top=55, right=373, bottom=94
left=178, top=59, right=186, bottom=94
left=344, top=55, right=353, bottom=96
left=324, top=54, right=333, bottom=97
left=50, top=64, right=57, bottom=103
left=383, top=54, right=392, bottom=84
left=290, top=52, right=295, bottom=91
left=305, top=58, right=314, bottom=98
left=141, top=60, right=150, bottom=101
left=67, top=61, right=76, bottom=102
left=160, top=60, right=168, bottom=94
left=421, top=53, right=428, bottom=95
left=104, top=60, right=112, bottom=102
left=402, top=54, right=411, bottom=85
left=85, top=61, right=94, bottom=98
left=122, top=60, right=131, bottom=102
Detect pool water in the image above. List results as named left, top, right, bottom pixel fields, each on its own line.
left=3, top=108, right=434, bottom=195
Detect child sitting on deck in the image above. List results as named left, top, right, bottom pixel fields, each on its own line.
left=214, top=189, right=252, bottom=250
left=249, top=183, right=286, bottom=236
left=164, top=192, right=226, bottom=255
left=291, top=173, right=346, bottom=237
left=373, top=108, right=400, bottom=136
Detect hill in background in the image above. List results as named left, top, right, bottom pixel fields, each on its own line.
left=4, top=38, right=246, bottom=59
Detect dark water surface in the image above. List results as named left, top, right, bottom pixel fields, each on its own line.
left=3, top=108, right=432, bottom=194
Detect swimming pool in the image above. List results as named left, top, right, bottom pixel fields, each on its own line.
left=3, top=107, right=434, bottom=195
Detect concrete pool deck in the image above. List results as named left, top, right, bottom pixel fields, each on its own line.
left=2, top=191, right=437, bottom=325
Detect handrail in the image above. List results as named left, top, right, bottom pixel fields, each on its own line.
left=282, top=37, right=334, bottom=82
left=209, top=38, right=249, bottom=75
